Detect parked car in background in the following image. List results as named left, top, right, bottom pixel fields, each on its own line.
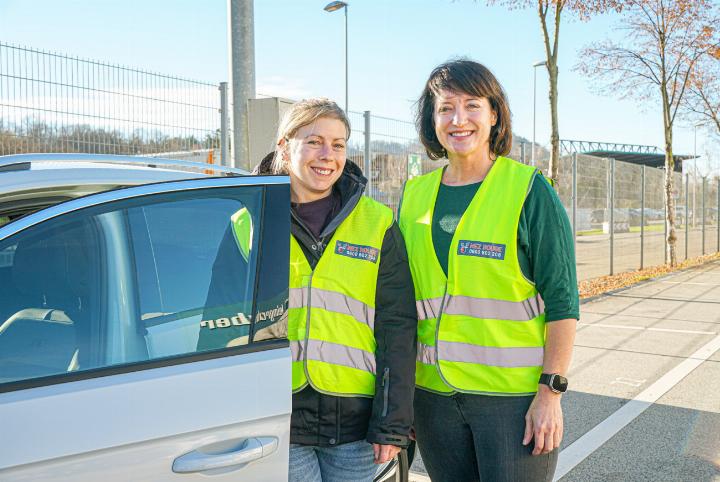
left=0, top=154, right=410, bottom=482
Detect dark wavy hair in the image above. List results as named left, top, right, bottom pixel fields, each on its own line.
left=416, top=59, right=512, bottom=160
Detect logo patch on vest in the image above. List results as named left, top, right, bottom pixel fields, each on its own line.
left=335, top=240, right=379, bottom=263
left=457, top=240, right=506, bottom=260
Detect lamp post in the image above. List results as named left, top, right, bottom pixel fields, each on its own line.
left=532, top=60, right=547, bottom=167
left=324, top=1, right=349, bottom=113
left=693, top=122, right=705, bottom=227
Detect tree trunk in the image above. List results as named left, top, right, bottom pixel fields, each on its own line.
left=548, top=61, right=560, bottom=187
left=662, top=87, right=677, bottom=266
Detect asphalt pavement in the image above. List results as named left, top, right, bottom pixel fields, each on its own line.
left=409, top=260, right=720, bottom=481
left=576, top=226, right=717, bottom=281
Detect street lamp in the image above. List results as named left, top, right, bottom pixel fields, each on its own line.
left=324, top=1, right=349, bottom=113
left=532, top=60, right=547, bottom=167
left=693, top=122, right=706, bottom=227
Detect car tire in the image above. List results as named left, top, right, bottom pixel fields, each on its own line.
left=394, top=449, right=410, bottom=482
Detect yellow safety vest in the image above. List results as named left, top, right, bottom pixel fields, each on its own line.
left=399, top=156, right=546, bottom=395
left=289, top=196, right=393, bottom=397
left=231, top=207, right=253, bottom=262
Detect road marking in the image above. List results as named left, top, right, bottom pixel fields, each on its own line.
left=578, top=322, right=716, bottom=335
left=659, top=281, right=719, bottom=286
left=611, top=377, right=646, bottom=387
left=554, top=332, right=720, bottom=481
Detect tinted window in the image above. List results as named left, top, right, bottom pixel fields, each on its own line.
left=0, top=184, right=287, bottom=388
left=0, top=216, right=103, bottom=383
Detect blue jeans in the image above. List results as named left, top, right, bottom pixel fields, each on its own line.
left=414, top=389, right=558, bottom=482
left=289, top=439, right=376, bottom=482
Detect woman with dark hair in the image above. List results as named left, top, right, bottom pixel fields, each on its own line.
left=398, top=59, right=578, bottom=481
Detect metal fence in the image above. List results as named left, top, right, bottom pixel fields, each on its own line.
left=0, top=42, right=223, bottom=163
left=2, top=40, right=719, bottom=282
left=537, top=153, right=719, bottom=281
left=346, top=110, right=436, bottom=214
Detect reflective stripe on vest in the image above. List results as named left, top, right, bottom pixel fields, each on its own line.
left=290, top=339, right=376, bottom=374
left=399, top=156, right=546, bottom=395
left=416, top=293, right=544, bottom=322
left=289, top=287, right=375, bottom=330
left=417, top=341, right=544, bottom=368
left=288, top=196, right=393, bottom=397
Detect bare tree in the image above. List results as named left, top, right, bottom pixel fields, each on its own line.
left=577, top=0, right=719, bottom=266
left=684, top=48, right=720, bottom=137
left=485, top=1, right=619, bottom=187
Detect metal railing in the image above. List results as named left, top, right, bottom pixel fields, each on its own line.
left=0, top=42, right=223, bottom=163
left=2, top=40, right=718, bottom=283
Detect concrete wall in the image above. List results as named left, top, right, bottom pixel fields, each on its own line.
left=248, top=97, right=295, bottom=168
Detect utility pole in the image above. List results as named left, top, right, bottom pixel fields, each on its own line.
left=228, top=0, right=256, bottom=170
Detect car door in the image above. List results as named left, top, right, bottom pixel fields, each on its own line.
left=0, top=175, right=291, bottom=481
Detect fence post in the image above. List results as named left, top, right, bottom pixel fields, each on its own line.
left=610, top=158, right=615, bottom=276
left=364, top=111, right=372, bottom=199
left=641, top=165, right=645, bottom=270
left=702, top=177, right=706, bottom=255
left=520, top=142, right=526, bottom=165
left=219, top=82, right=229, bottom=167
left=685, top=173, right=689, bottom=260
left=572, top=153, right=577, bottom=250
left=664, top=194, right=668, bottom=264
left=717, top=177, right=719, bottom=253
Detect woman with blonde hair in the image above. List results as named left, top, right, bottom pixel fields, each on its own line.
left=254, top=98, right=417, bottom=482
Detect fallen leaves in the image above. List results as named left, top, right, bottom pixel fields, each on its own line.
left=579, top=252, right=720, bottom=299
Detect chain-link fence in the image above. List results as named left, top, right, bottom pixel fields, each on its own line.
left=2, top=40, right=719, bottom=282
left=0, top=42, right=223, bottom=163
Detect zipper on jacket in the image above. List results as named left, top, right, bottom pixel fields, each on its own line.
left=290, top=210, right=324, bottom=263
left=381, top=367, right=390, bottom=417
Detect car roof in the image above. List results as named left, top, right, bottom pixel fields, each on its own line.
left=0, top=153, right=250, bottom=220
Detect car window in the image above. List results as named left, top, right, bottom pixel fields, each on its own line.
left=129, top=196, right=261, bottom=358
left=0, top=184, right=289, bottom=389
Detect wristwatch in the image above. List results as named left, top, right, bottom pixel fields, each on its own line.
left=539, top=373, right=568, bottom=393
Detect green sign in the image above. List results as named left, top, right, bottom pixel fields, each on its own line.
left=408, top=154, right=422, bottom=179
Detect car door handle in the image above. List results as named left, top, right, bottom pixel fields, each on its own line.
left=172, top=437, right=279, bottom=473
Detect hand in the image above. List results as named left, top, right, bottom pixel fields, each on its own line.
left=522, top=385, right=564, bottom=456
left=373, top=444, right=401, bottom=464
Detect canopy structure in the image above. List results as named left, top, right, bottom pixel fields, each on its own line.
left=560, top=140, right=692, bottom=172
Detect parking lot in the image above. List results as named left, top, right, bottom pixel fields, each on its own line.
left=577, top=226, right=718, bottom=281
left=410, top=261, right=720, bottom=481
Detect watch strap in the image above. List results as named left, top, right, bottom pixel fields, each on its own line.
left=539, top=373, right=553, bottom=385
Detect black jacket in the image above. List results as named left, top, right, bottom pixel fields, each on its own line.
left=254, top=154, right=417, bottom=449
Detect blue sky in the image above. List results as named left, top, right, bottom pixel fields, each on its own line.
left=0, top=0, right=714, bottom=166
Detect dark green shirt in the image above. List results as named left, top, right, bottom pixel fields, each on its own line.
left=431, top=172, right=579, bottom=322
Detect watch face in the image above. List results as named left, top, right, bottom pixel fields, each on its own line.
left=552, top=375, right=568, bottom=392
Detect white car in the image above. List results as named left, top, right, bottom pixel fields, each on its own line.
left=0, top=154, right=409, bottom=482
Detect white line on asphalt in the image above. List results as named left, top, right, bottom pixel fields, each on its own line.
left=577, top=322, right=716, bottom=335
left=659, top=281, right=719, bottom=286
left=554, top=333, right=720, bottom=481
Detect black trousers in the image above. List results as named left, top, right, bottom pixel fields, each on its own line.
left=414, top=389, right=558, bottom=482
